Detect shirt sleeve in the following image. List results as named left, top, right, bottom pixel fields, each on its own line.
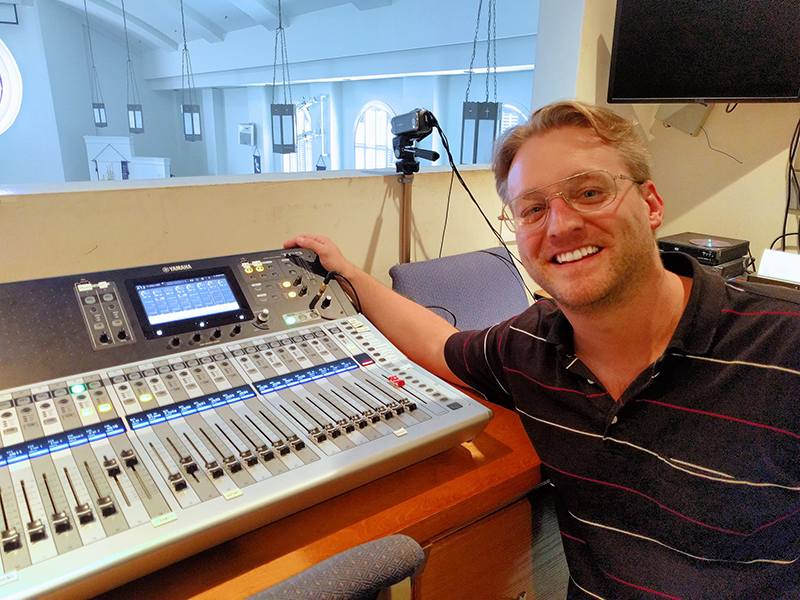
left=444, top=324, right=515, bottom=410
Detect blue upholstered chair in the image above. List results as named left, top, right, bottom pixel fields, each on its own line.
left=389, top=247, right=531, bottom=331
left=246, top=535, right=425, bottom=600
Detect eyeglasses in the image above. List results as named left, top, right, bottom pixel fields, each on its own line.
left=498, top=170, right=644, bottom=233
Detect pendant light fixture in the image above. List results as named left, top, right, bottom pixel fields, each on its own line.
left=179, top=0, right=201, bottom=141
left=121, top=0, right=144, bottom=133
left=270, top=0, right=295, bottom=154
left=460, top=0, right=501, bottom=164
left=84, top=0, right=106, bottom=128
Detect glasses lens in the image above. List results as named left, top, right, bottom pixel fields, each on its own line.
left=506, top=193, right=548, bottom=231
left=562, top=171, right=616, bottom=212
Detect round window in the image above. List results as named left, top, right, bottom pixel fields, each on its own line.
left=0, top=38, right=22, bottom=136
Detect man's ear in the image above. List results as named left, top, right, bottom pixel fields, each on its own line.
left=640, top=181, right=665, bottom=230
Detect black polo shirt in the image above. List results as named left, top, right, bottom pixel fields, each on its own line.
left=445, top=253, right=800, bottom=599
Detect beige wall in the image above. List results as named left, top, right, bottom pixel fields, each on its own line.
left=577, top=0, right=800, bottom=263
left=0, top=169, right=506, bottom=286
left=4, top=1, right=797, bottom=288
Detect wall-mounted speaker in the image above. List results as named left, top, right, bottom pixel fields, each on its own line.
left=238, top=123, right=256, bottom=146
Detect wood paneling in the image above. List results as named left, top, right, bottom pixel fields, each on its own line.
left=415, top=487, right=568, bottom=600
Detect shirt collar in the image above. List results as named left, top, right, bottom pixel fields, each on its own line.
left=661, top=251, right=724, bottom=355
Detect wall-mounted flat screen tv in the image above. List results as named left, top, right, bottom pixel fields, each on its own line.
left=607, top=0, right=800, bottom=104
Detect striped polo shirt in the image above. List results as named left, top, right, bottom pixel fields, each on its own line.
left=444, top=252, right=800, bottom=599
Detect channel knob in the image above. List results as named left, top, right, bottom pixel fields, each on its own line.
left=257, top=309, right=270, bottom=323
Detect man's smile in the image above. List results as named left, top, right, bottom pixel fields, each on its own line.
left=552, top=245, right=601, bottom=264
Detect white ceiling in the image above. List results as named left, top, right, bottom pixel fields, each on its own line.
left=53, top=0, right=396, bottom=52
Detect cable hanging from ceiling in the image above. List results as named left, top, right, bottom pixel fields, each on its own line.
left=121, top=0, right=144, bottom=133
left=270, top=0, right=296, bottom=154
left=179, top=0, right=201, bottom=141
left=461, top=0, right=500, bottom=164
left=83, top=0, right=107, bottom=128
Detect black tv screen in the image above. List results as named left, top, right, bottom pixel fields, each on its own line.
left=608, top=0, right=800, bottom=104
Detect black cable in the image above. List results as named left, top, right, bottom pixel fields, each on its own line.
left=770, top=232, right=800, bottom=250
left=424, top=305, right=457, bottom=327
left=438, top=169, right=455, bottom=258
left=428, top=114, right=537, bottom=303
left=699, top=127, right=742, bottom=164
left=476, top=249, right=532, bottom=298
left=744, top=250, right=756, bottom=275
left=308, top=270, right=362, bottom=315
left=780, top=115, right=800, bottom=251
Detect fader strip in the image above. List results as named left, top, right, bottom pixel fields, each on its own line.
left=0, top=249, right=492, bottom=599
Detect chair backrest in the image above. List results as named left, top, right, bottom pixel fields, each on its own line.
left=247, top=534, right=425, bottom=600
left=389, top=247, right=530, bottom=331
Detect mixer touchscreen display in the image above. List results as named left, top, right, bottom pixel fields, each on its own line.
left=135, top=273, right=240, bottom=325
left=125, top=266, right=253, bottom=338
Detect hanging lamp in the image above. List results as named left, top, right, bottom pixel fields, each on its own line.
left=121, top=0, right=144, bottom=133
left=84, top=0, right=107, bottom=128
left=270, top=0, right=295, bottom=154
left=179, top=0, right=201, bottom=141
left=460, top=0, right=501, bottom=164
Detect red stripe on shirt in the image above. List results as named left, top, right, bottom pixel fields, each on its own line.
left=545, top=462, right=760, bottom=536
left=560, top=531, right=586, bottom=544
left=635, top=398, right=800, bottom=441
left=601, top=569, right=685, bottom=600
left=723, top=308, right=800, bottom=318
left=460, top=331, right=481, bottom=375
left=504, top=366, right=608, bottom=398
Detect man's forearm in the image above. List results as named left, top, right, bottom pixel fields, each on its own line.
left=336, top=265, right=460, bottom=384
left=285, top=235, right=461, bottom=385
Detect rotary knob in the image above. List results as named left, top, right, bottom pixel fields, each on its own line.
left=257, top=309, right=270, bottom=323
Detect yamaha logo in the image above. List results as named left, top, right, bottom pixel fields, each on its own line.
left=162, top=264, right=193, bottom=273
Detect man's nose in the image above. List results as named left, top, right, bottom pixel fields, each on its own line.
left=545, top=195, right=584, bottom=237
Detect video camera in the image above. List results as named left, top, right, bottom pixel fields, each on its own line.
left=391, top=108, right=440, bottom=175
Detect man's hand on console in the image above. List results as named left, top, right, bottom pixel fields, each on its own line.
left=284, top=234, right=355, bottom=279
left=282, top=233, right=460, bottom=385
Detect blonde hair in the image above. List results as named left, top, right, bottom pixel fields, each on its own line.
left=493, top=100, right=652, bottom=202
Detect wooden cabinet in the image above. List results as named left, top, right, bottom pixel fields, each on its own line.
left=416, top=489, right=567, bottom=600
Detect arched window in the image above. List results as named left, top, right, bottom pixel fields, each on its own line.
left=283, top=105, right=313, bottom=172
left=0, top=38, right=22, bottom=136
left=354, top=101, right=395, bottom=170
left=500, top=103, right=528, bottom=134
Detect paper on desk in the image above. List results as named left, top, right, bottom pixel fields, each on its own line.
left=758, top=249, right=800, bottom=284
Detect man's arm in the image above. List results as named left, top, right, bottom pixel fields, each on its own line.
left=284, top=234, right=462, bottom=385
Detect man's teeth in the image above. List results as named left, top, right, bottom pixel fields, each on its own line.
left=555, top=246, right=600, bottom=264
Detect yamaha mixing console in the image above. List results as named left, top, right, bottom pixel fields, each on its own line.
left=0, top=248, right=492, bottom=599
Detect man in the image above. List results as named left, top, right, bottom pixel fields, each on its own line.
left=285, top=101, right=800, bottom=599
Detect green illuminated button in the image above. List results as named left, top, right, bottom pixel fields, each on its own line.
left=70, top=384, right=87, bottom=395
left=284, top=315, right=298, bottom=326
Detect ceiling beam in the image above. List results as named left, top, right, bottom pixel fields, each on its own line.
left=350, top=0, right=395, bottom=10
left=162, top=0, right=226, bottom=43
left=228, top=0, right=279, bottom=28
left=88, top=0, right=179, bottom=51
